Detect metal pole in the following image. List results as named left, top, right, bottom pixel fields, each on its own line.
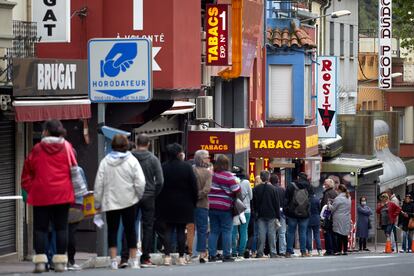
left=96, top=103, right=107, bottom=256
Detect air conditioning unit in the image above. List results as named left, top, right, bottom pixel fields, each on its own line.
left=196, top=96, right=213, bottom=121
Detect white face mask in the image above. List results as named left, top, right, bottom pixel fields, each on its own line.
left=361, top=201, right=367, bottom=205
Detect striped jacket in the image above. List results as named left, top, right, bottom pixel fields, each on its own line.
left=208, top=171, right=241, bottom=211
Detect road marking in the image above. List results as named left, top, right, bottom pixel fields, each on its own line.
left=356, top=255, right=396, bottom=259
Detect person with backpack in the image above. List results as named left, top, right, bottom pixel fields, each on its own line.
left=284, top=172, right=312, bottom=258
left=329, top=184, right=352, bottom=255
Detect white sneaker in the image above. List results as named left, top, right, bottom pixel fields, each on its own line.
left=177, top=257, right=186, bottom=266
left=164, top=256, right=172, bottom=266
left=67, top=263, right=82, bottom=271
left=129, top=258, right=140, bottom=269
left=110, top=259, right=118, bottom=270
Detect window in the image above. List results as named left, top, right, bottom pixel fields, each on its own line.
left=304, top=65, right=312, bottom=119
left=368, top=101, right=372, bottom=110
left=268, top=65, right=293, bottom=119
left=330, top=22, right=335, bottom=56
left=340, top=23, right=344, bottom=56
left=362, top=101, right=367, bottom=110
left=350, top=25, right=354, bottom=57
left=394, top=107, right=405, bottom=142
left=373, top=100, right=378, bottom=110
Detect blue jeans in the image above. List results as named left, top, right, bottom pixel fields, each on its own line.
left=402, top=230, right=413, bottom=252
left=287, top=217, right=309, bottom=254
left=232, top=213, right=251, bottom=255
left=195, top=208, right=209, bottom=253
left=257, top=218, right=277, bottom=256
left=277, top=216, right=287, bottom=254
left=306, top=225, right=322, bottom=251
left=208, top=209, right=233, bottom=257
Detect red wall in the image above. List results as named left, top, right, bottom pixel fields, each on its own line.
left=385, top=91, right=414, bottom=109
left=400, top=144, right=414, bottom=158
left=36, top=0, right=200, bottom=90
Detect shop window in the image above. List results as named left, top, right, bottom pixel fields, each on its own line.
left=268, top=65, right=293, bottom=120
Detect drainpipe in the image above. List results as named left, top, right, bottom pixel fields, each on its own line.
left=218, top=0, right=242, bottom=80
left=320, top=0, right=332, bottom=55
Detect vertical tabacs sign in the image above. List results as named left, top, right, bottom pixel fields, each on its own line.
left=317, top=57, right=337, bottom=138
left=205, top=4, right=228, bottom=66
left=379, top=0, right=392, bottom=89
left=32, top=0, right=70, bottom=42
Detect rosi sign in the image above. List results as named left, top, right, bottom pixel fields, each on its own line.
left=206, top=4, right=228, bottom=66
left=379, top=0, right=392, bottom=89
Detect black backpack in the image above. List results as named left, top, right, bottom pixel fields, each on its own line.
left=290, top=182, right=310, bottom=218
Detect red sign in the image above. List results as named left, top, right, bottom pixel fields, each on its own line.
left=206, top=4, right=228, bottom=66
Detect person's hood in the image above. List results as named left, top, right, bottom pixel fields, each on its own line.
left=40, top=137, right=65, bottom=155
left=106, top=151, right=131, bottom=166
left=132, top=150, right=152, bottom=161
left=295, top=177, right=310, bottom=189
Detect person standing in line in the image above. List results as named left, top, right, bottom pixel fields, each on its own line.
left=386, top=188, right=400, bottom=251
left=399, top=194, right=414, bottom=253
left=306, top=192, right=322, bottom=256
left=356, top=196, right=372, bottom=251
left=120, top=134, right=164, bottom=268
left=208, top=155, right=241, bottom=262
left=155, top=143, right=198, bottom=266
left=284, top=172, right=312, bottom=258
left=22, top=120, right=75, bottom=273
left=192, top=150, right=212, bottom=263
left=94, top=134, right=146, bottom=270
left=329, top=184, right=352, bottom=255
left=320, top=178, right=337, bottom=256
left=376, top=193, right=401, bottom=250
left=253, top=171, right=280, bottom=258
left=270, top=174, right=287, bottom=257
left=231, top=166, right=253, bottom=259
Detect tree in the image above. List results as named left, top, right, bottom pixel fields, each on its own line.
left=393, top=0, right=414, bottom=53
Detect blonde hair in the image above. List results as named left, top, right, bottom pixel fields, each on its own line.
left=324, top=178, right=335, bottom=189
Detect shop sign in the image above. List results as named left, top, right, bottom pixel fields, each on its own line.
left=378, top=0, right=392, bottom=89
left=188, top=129, right=250, bottom=154
left=205, top=4, right=229, bottom=66
left=249, top=126, right=318, bottom=158
left=375, top=134, right=389, bottom=151
left=13, top=58, right=87, bottom=97
left=249, top=159, right=256, bottom=188
left=317, top=56, right=337, bottom=138
left=32, top=0, right=70, bottom=42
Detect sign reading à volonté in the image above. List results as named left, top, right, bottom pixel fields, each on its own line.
left=379, top=0, right=392, bottom=89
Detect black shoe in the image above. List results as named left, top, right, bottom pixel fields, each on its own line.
left=232, top=253, right=238, bottom=258
left=363, top=248, right=370, bottom=252
left=243, top=250, right=250, bottom=259
left=208, top=256, right=218, bottom=262
left=216, top=254, right=223, bottom=261
left=199, top=258, right=206, bottom=264
left=255, top=254, right=264, bottom=258
left=341, top=252, right=348, bottom=256
left=222, top=256, right=235, bottom=262
left=279, top=253, right=286, bottom=258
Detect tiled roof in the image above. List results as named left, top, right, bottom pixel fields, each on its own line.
left=267, top=24, right=316, bottom=49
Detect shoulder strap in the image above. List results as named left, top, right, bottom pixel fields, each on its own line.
left=64, top=141, right=77, bottom=167
left=292, top=182, right=299, bottom=190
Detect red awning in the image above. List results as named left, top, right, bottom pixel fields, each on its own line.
left=13, top=99, right=91, bottom=122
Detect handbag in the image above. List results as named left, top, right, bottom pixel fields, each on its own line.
left=408, top=217, right=414, bottom=230
left=216, top=182, right=247, bottom=216
left=65, top=142, right=88, bottom=198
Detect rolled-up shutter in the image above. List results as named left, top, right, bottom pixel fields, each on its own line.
left=0, top=120, right=16, bottom=255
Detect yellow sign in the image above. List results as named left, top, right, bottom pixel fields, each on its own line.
left=375, top=134, right=389, bottom=151
left=235, top=132, right=250, bottom=152
left=201, top=135, right=229, bottom=151
left=252, top=139, right=301, bottom=149
left=306, top=134, right=318, bottom=148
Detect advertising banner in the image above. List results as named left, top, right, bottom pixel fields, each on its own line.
left=378, top=0, right=392, bottom=89
left=205, top=4, right=229, bottom=66
left=317, top=56, right=337, bottom=138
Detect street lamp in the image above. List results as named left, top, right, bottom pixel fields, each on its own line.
left=300, top=10, right=351, bottom=22
left=360, top=72, right=403, bottom=84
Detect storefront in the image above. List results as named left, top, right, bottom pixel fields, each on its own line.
left=249, top=125, right=319, bottom=187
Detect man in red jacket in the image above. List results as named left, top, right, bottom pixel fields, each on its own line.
left=21, top=120, right=75, bottom=273
left=376, top=193, right=401, bottom=238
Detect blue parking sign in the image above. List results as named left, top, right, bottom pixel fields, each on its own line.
left=88, top=38, right=152, bottom=102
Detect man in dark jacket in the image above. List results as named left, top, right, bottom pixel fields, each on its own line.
left=121, top=134, right=164, bottom=268
left=270, top=173, right=287, bottom=256
left=284, top=172, right=312, bottom=257
left=399, top=194, right=414, bottom=252
left=253, top=171, right=280, bottom=258
left=320, top=178, right=337, bottom=256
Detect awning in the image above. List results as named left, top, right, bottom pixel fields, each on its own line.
left=407, top=175, right=414, bottom=186
left=161, top=101, right=195, bottom=115
left=13, top=99, right=91, bottom=122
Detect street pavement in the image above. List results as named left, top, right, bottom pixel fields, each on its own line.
left=2, top=252, right=413, bottom=276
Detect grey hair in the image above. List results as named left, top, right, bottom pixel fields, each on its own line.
left=324, top=178, right=335, bottom=189
left=260, top=170, right=270, bottom=182
left=194, top=150, right=209, bottom=167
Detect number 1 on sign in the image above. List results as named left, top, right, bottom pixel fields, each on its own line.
left=219, top=11, right=226, bottom=30
left=133, top=0, right=143, bottom=30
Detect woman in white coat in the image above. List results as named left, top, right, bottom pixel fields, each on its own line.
left=94, top=134, right=146, bottom=269
left=329, top=184, right=352, bottom=255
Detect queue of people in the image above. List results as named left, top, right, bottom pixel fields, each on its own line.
left=21, top=120, right=414, bottom=273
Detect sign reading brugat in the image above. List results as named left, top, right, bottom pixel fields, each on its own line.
left=379, top=0, right=392, bottom=89
left=206, top=4, right=228, bottom=66
left=317, top=56, right=337, bottom=138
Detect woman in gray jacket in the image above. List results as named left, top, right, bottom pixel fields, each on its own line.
left=329, top=184, right=352, bottom=255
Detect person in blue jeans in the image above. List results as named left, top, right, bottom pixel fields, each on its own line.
left=192, top=150, right=212, bottom=263
left=208, top=155, right=241, bottom=262
left=271, top=174, right=287, bottom=256
left=231, top=166, right=253, bottom=258
left=306, top=193, right=322, bottom=256
left=284, top=173, right=312, bottom=257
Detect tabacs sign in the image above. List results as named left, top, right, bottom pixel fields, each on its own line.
left=32, top=0, right=70, bottom=43
left=378, top=0, right=392, bottom=89
left=205, top=4, right=229, bottom=66
left=317, top=56, right=337, bottom=138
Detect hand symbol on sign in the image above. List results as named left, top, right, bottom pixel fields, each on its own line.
left=100, top=43, right=138, bottom=78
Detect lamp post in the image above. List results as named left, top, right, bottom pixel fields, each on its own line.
left=300, top=10, right=351, bottom=23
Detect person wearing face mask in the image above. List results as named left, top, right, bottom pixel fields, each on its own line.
left=356, top=196, right=372, bottom=251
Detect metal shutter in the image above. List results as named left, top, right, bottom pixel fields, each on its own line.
left=0, top=120, right=16, bottom=255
